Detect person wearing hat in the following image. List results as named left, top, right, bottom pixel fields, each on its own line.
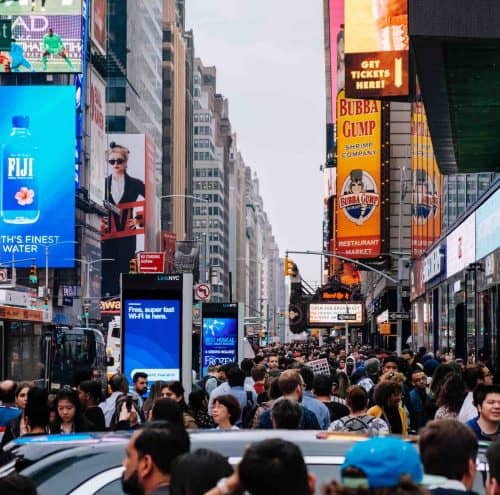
left=323, top=436, right=439, bottom=495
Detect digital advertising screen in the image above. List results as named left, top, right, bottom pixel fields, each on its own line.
left=201, top=316, right=238, bottom=376
left=344, top=0, right=408, bottom=98
left=0, top=86, right=76, bottom=267
left=0, top=0, right=82, bottom=73
left=123, top=298, right=181, bottom=389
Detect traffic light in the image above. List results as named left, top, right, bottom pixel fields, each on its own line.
left=29, top=264, right=37, bottom=284
left=43, top=296, right=49, bottom=308
left=284, top=257, right=298, bottom=277
left=129, top=257, right=138, bottom=274
left=83, top=304, right=90, bottom=318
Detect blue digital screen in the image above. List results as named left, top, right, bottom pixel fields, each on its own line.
left=123, top=299, right=181, bottom=388
left=0, top=86, right=75, bottom=268
left=201, top=317, right=238, bottom=375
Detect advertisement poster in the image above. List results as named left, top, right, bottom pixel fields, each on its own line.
left=88, top=67, right=106, bottom=205
left=309, top=303, right=364, bottom=325
left=0, top=86, right=75, bottom=267
left=201, top=316, right=238, bottom=375
left=0, top=0, right=82, bottom=73
left=336, top=90, right=382, bottom=259
left=344, top=0, right=408, bottom=98
left=476, top=189, right=500, bottom=260
left=329, top=0, right=344, bottom=121
left=411, top=102, right=443, bottom=257
left=101, top=134, right=146, bottom=297
left=90, top=0, right=105, bottom=55
left=446, top=214, right=475, bottom=278
left=123, top=299, right=181, bottom=388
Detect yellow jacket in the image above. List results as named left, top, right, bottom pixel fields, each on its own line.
left=367, top=405, right=408, bottom=435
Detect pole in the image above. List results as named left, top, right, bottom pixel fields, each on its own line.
left=45, top=246, right=49, bottom=297
left=85, top=260, right=90, bottom=328
left=396, top=280, right=402, bottom=354
left=345, top=321, right=349, bottom=355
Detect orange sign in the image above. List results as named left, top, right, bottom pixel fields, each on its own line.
left=100, top=299, right=121, bottom=315
left=336, top=90, right=382, bottom=259
left=379, top=322, right=391, bottom=335
left=411, top=102, right=443, bottom=257
left=0, top=305, right=43, bottom=322
left=344, top=0, right=409, bottom=98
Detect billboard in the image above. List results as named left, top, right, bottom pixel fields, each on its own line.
left=122, top=274, right=184, bottom=389
left=0, top=86, right=75, bottom=267
left=328, top=0, right=345, bottom=123
left=446, top=214, right=475, bottom=278
left=411, top=102, right=443, bottom=257
left=476, top=188, right=500, bottom=260
left=88, top=67, right=106, bottom=205
left=201, top=303, right=243, bottom=376
left=0, top=1, right=83, bottom=73
left=309, top=303, right=364, bottom=326
left=90, top=0, right=105, bottom=55
left=344, top=0, right=408, bottom=98
left=101, top=134, right=146, bottom=297
left=336, top=90, right=382, bottom=259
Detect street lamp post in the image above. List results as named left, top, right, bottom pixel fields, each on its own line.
left=160, top=194, right=210, bottom=282
left=65, top=257, right=115, bottom=327
left=32, top=241, right=78, bottom=298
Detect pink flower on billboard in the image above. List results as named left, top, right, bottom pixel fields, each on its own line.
left=15, top=187, right=35, bottom=206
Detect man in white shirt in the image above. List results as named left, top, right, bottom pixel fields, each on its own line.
left=458, top=365, right=486, bottom=423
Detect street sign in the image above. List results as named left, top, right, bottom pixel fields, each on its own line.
left=389, top=312, right=410, bottom=320
left=0, top=20, right=11, bottom=51
left=138, top=252, right=165, bottom=273
left=194, top=283, right=211, bottom=301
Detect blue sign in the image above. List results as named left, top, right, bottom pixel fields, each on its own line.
left=0, top=86, right=75, bottom=267
left=476, top=188, right=500, bottom=260
left=123, top=299, right=181, bottom=388
left=201, top=317, right=238, bottom=375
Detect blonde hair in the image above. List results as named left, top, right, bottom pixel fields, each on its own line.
left=379, top=370, right=406, bottom=384
left=107, top=142, right=129, bottom=161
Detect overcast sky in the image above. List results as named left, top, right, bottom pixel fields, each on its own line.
left=186, top=0, right=326, bottom=285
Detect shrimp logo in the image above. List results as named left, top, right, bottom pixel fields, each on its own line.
left=339, top=169, right=379, bottom=225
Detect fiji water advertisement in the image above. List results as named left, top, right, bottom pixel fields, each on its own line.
left=0, top=86, right=75, bottom=267
left=123, top=299, right=181, bottom=389
left=202, top=317, right=238, bottom=375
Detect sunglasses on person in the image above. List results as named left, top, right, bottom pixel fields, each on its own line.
left=108, top=158, right=125, bottom=165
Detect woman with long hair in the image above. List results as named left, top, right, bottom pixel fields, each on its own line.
left=161, top=381, right=197, bottom=429
left=434, top=373, right=467, bottom=420
left=1, top=381, right=32, bottom=446
left=367, top=380, right=408, bottom=434
left=49, top=389, right=95, bottom=434
left=142, top=380, right=167, bottom=421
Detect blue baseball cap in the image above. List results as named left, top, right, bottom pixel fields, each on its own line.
left=341, top=437, right=425, bottom=488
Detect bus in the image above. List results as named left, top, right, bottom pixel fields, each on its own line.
left=47, top=326, right=108, bottom=393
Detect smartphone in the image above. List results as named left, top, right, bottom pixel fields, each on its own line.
left=126, top=396, right=133, bottom=412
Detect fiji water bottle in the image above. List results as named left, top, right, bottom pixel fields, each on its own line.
left=1, top=115, right=39, bottom=224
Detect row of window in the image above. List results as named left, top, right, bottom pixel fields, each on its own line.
left=194, top=139, right=211, bottom=149
left=194, top=126, right=211, bottom=136
left=194, top=181, right=223, bottom=191
left=194, top=206, right=223, bottom=217
left=194, top=152, right=214, bottom=161
left=194, top=168, right=222, bottom=178
left=194, top=113, right=211, bottom=123
left=193, top=219, right=222, bottom=229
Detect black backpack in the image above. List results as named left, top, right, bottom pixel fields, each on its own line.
left=240, top=391, right=257, bottom=428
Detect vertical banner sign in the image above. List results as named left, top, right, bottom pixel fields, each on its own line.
left=122, top=274, right=183, bottom=389
left=411, top=102, right=442, bottom=257
left=201, top=303, right=239, bottom=376
left=0, top=86, right=76, bottom=267
left=345, top=0, right=409, bottom=98
left=102, top=134, right=146, bottom=297
left=329, top=0, right=345, bottom=120
left=144, top=135, right=158, bottom=251
left=88, top=67, right=106, bottom=204
left=336, top=90, right=382, bottom=259
left=90, top=0, right=106, bottom=55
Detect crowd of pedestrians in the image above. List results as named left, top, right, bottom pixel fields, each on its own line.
left=0, top=341, right=499, bottom=494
